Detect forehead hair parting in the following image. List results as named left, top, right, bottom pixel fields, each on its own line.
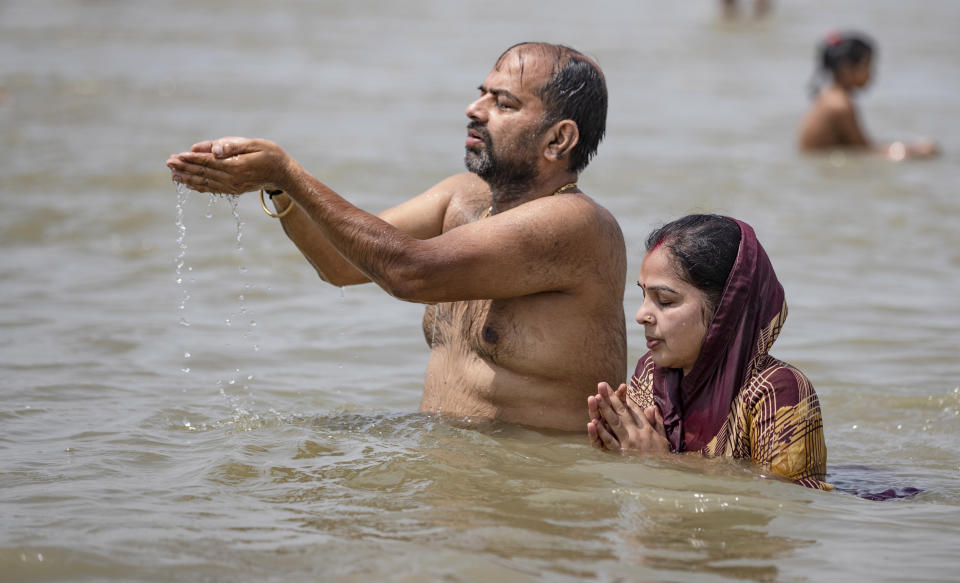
left=494, top=42, right=601, bottom=89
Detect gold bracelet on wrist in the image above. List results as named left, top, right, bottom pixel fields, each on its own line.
left=259, top=187, right=295, bottom=218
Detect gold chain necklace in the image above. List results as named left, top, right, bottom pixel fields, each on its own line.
left=480, top=182, right=578, bottom=219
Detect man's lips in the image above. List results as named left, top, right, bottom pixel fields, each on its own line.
left=466, top=126, right=486, bottom=149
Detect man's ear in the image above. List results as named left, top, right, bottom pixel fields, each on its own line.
left=544, top=120, right=579, bottom=163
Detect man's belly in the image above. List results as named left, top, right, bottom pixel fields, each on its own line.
left=419, top=346, right=591, bottom=432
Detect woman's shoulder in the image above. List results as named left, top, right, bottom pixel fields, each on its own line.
left=740, top=355, right=818, bottom=408
left=739, top=356, right=829, bottom=489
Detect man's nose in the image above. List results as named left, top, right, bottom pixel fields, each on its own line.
left=465, top=96, right=487, bottom=122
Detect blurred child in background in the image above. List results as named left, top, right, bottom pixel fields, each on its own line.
left=799, top=31, right=938, bottom=160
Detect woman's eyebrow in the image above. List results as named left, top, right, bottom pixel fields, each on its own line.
left=643, top=284, right=679, bottom=294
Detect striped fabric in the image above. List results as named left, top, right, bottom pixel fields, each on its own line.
left=630, top=353, right=832, bottom=490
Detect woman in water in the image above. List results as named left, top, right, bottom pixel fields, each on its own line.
left=798, top=31, right=937, bottom=160
left=587, top=215, right=831, bottom=490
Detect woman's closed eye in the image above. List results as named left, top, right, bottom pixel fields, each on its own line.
left=654, top=291, right=682, bottom=308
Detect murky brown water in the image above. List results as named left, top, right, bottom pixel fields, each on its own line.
left=2, top=1, right=959, bottom=581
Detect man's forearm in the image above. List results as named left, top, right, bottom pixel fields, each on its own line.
left=270, top=192, right=371, bottom=286
left=276, top=163, right=428, bottom=300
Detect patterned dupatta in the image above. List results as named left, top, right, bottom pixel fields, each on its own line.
left=652, top=219, right=787, bottom=453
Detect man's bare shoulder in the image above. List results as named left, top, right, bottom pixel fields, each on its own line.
left=504, top=191, right=627, bottom=286
left=426, top=173, right=491, bottom=231
left=431, top=172, right=491, bottom=202
left=518, top=191, right=623, bottom=243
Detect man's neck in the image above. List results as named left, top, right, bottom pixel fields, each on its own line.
left=488, top=172, right=578, bottom=214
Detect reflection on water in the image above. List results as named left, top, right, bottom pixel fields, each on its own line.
left=2, top=0, right=960, bottom=581
left=204, top=411, right=813, bottom=581
left=630, top=499, right=803, bottom=582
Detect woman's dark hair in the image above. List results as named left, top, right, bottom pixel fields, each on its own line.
left=808, top=31, right=875, bottom=97
left=646, top=214, right=741, bottom=320
left=496, top=42, right=607, bottom=174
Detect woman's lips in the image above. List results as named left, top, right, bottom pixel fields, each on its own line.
left=645, top=336, right=661, bottom=349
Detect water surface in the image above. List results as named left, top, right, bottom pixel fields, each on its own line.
left=2, top=1, right=959, bottom=581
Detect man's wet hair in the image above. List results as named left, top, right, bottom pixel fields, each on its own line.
left=496, top=42, right=607, bottom=174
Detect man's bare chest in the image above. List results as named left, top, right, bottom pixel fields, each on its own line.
left=422, top=300, right=507, bottom=362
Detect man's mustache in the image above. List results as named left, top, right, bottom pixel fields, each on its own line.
left=467, top=121, right=491, bottom=143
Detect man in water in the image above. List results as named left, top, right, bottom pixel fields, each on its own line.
left=166, top=42, right=626, bottom=431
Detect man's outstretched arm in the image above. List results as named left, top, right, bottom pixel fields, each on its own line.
left=167, top=137, right=598, bottom=303
left=265, top=175, right=465, bottom=286
left=169, top=138, right=460, bottom=287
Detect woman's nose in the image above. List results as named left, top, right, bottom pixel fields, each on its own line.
left=635, top=305, right=651, bottom=325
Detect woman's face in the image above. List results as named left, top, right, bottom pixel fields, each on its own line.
left=635, top=246, right=711, bottom=375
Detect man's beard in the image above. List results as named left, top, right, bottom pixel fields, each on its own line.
left=464, top=121, right=540, bottom=200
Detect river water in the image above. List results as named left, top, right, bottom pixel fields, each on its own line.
left=2, top=1, right=959, bottom=581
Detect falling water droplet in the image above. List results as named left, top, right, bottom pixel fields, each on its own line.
left=175, top=183, right=191, bottom=326
left=177, top=188, right=264, bottom=398
left=230, top=196, right=244, bottom=247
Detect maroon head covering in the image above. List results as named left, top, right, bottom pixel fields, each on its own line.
left=652, top=219, right=787, bottom=453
